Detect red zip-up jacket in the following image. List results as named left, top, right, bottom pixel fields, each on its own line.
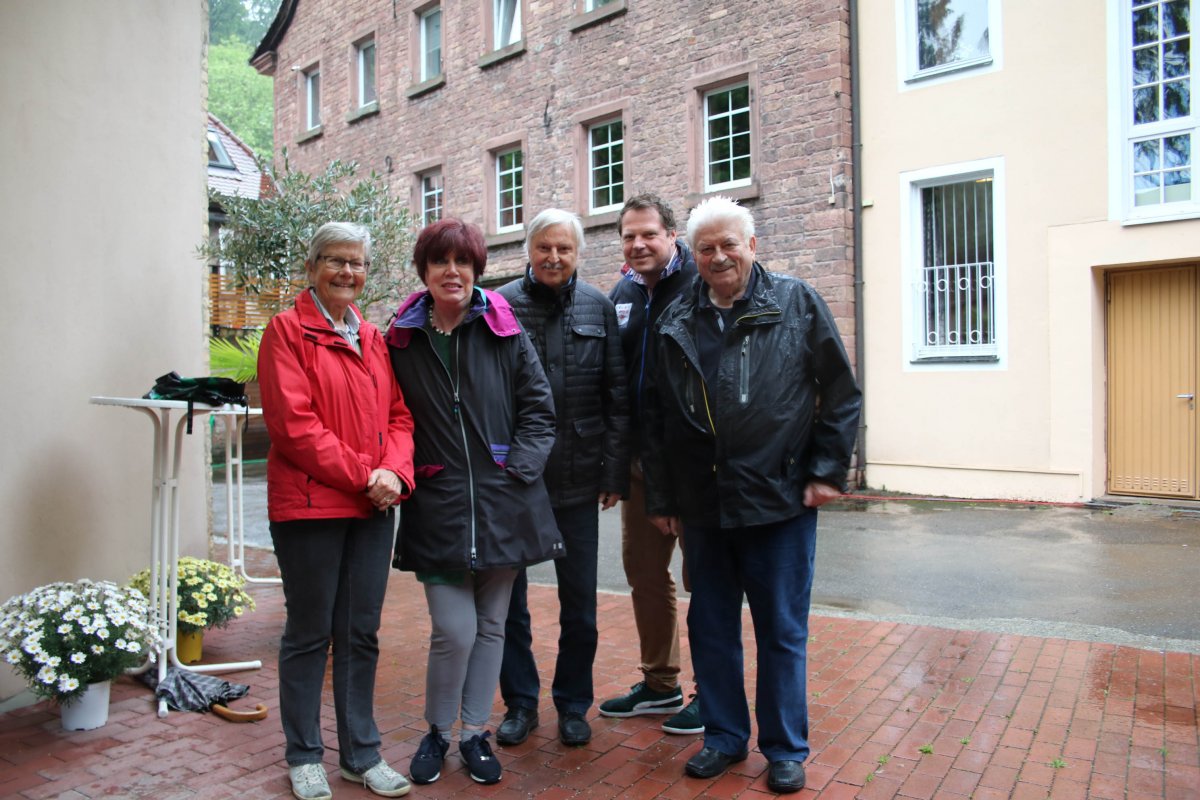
left=259, top=289, right=415, bottom=522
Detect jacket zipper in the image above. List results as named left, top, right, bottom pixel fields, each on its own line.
left=452, top=334, right=478, bottom=568
left=739, top=336, right=750, bottom=404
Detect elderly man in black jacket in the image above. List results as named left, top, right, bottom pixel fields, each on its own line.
left=643, top=196, right=861, bottom=794
left=496, top=208, right=630, bottom=747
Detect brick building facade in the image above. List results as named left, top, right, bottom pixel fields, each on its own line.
left=252, top=0, right=855, bottom=350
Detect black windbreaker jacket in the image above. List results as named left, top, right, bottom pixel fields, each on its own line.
left=642, top=264, right=861, bottom=529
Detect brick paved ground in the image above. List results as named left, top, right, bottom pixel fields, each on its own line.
left=1, top=547, right=1197, bottom=799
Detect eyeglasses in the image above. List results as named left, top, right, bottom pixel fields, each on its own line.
left=318, top=255, right=370, bottom=273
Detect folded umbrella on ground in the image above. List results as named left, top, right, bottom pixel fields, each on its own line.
left=138, top=667, right=267, bottom=721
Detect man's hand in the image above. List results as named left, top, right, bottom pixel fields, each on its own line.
left=598, top=492, right=619, bottom=511
left=648, top=515, right=681, bottom=537
left=803, top=480, right=843, bottom=508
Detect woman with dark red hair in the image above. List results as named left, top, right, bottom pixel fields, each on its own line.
left=385, top=218, right=561, bottom=786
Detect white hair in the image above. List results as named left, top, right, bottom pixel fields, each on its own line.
left=523, top=208, right=585, bottom=261
left=685, top=196, right=755, bottom=243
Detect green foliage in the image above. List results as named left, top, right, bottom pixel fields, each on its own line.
left=1050, top=758, right=1067, bottom=768
left=210, top=331, right=262, bottom=383
left=200, top=154, right=420, bottom=315
left=209, top=38, right=274, bottom=157
left=918, top=744, right=934, bottom=755
left=210, top=0, right=280, bottom=47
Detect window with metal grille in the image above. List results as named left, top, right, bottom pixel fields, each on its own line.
left=704, top=84, right=751, bottom=190
left=421, top=170, right=443, bottom=226
left=421, top=7, right=442, bottom=81
left=915, top=177, right=997, bottom=361
left=588, top=120, right=624, bottom=213
left=497, top=148, right=523, bottom=231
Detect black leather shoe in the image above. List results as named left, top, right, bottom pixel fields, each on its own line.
left=766, top=760, right=806, bottom=793
left=684, top=745, right=749, bottom=779
left=558, top=712, right=591, bottom=745
left=495, top=706, right=538, bottom=745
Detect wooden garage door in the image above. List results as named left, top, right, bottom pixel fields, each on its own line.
left=1107, top=266, right=1198, bottom=498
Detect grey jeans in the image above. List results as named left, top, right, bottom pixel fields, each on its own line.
left=271, top=513, right=394, bottom=773
left=423, top=568, right=517, bottom=730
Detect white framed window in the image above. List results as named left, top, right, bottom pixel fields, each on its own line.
left=496, top=147, right=524, bottom=231
left=494, top=0, right=522, bottom=49
left=207, top=129, right=233, bottom=168
left=588, top=119, right=624, bottom=214
left=420, top=169, right=444, bottom=226
left=900, top=157, right=1007, bottom=369
left=304, top=66, right=321, bottom=130
left=1116, top=0, right=1198, bottom=223
left=356, top=39, right=376, bottom=107
left=900, top=0, right=999, bottom=85
left=704, top=83, right=752, bottom=191
left=420, top=6, right=442, bottom=81
left=585, top=0, right=615, bottom=9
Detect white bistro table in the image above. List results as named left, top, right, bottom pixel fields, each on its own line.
left=90, top=396, right=262, bottom=717
left=211, top=407, right=280, bottom=584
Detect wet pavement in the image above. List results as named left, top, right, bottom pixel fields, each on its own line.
left=215, top=467, right=1200, bottom=652
left=2, top=542, right=1198, bottom=799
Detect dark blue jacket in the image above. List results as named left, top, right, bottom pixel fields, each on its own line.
left=607, top=242, right=698, bottom=439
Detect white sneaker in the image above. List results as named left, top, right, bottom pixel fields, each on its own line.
left=288, top=764, right=332, bottom=800
left=340, top=759, right=412, bottom=797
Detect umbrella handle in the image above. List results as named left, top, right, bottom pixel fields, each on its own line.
left=211, top=702, right=268, bottom=722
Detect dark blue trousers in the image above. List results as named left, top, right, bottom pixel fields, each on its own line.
left=682, top=510, right=817, bottom=763
left=500, top=501, right=599, bottom=715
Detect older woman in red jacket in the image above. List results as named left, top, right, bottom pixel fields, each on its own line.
left=258, top=222, right=415, bottom=800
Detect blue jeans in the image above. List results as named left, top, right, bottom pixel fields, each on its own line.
left=682, top=511, right=817, bottom=763
left=500, top=501, right=599, bottom=715
left=271, top=513, right=394, bottom=772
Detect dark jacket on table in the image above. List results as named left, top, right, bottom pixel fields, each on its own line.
left=498, top=269, right=630, bottom=507
left=386, top=287, right=564, bottom=571
left=643, top=263, right=862, bottom=529
left=608, top=241, right=698, bottom=438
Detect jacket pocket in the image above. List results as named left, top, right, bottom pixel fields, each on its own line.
left=571, top=323, right=606, bottom=369
left=572, top=416, right=605, bottom=439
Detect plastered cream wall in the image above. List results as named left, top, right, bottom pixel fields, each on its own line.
left=859, top=1, right=1200, bottom=502
left=0, top=2, right=209, bottom=702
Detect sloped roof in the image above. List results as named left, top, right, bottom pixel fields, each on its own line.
left=249, top=0, right=298, bottom=75
left=207, top=113, right=268, bottom=200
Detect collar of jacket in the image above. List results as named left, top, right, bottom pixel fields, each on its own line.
left=296, top=289, right=368, bottom=344
left=385, top=286, right=522, bottom=348
left=522, top=265, right=576, bottom=306
left=688, top=262, right=780, bottom=325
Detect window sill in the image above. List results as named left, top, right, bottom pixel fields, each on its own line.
left=685, top=179, right=760, bottom=208
left=296, top=125, right=323, bottom=144
left=478, top=39, right=526, bottom=70
left=569, top=0, right=627, bottom=33
left=582, top=210, right=620, bottom=229
left=345, top=102, right=379, bottom=124
left=486, top=228, right=526, bottom=248
left=904, top=56, right=994, bottom=84
left=910, top=355, right=1000, bottom=364
left=406, top=74, right=446, bottom=99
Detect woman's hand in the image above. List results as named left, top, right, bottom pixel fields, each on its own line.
left=367, top=468, right=404, bottom=510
